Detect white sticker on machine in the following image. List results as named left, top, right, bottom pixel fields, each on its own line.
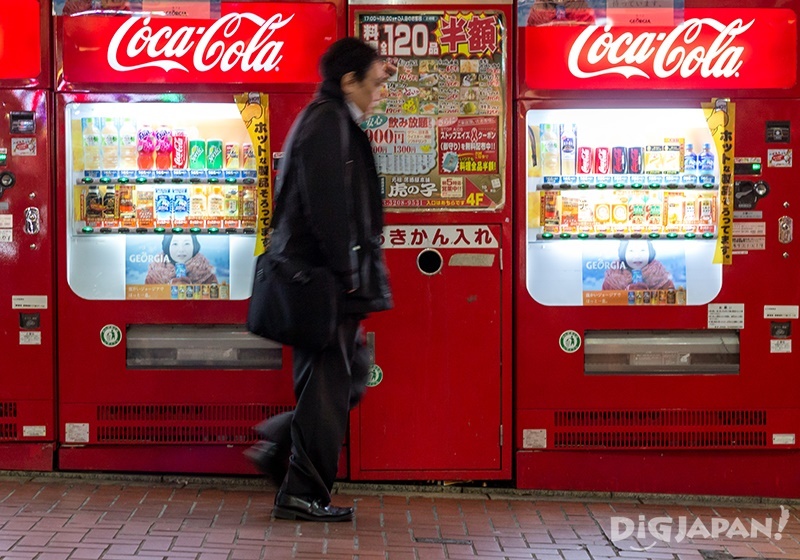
left=523, top=429, right=547, bottom=449
left=12, top=295, right=48, bottom=309
left=65, top=423, right=90, bottom=443
left=771, top=340, right=792, bottom=353
left=23, top=426, right=46, bottom=438
left=20, top=332, right=41, bottom=345
left=773, top=434, right=796, bottom=445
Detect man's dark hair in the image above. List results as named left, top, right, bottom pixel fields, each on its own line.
left=319, top=37, right=379, bottom=85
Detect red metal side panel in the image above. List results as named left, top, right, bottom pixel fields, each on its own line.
left=0, top=90, right=55, bottom=471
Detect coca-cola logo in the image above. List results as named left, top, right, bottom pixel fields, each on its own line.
left=579, top=149, right=591, bottom=167
left=107, top=12, right=295, bottom=73
left=567, top=18, right=754, bottom=80
left=596, top=149, right=609, bottom=172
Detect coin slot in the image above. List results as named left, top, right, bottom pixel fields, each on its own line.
left=417, top=248, right=443, bottom=275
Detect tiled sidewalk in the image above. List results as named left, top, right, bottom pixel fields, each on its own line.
left=0, top=473, right=798, bottom=559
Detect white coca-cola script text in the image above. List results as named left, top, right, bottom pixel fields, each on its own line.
left=107, top=12, right=294, bottom=73
left=567, top=18, right=754, bottom=79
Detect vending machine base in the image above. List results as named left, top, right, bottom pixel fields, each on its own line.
left=59, top=445, right=262, bottom=475
left=58, top=444, right=348, bottom=478
left=516, top=451, right=800, bottom=498
left=0, top=443, right=54, bottom=471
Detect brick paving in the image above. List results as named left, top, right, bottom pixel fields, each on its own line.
left=0, top=474, right=798, bottom=559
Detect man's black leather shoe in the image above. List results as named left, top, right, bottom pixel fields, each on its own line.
left=273, top=491, right=353, bottom=522
left=243, top=441, right=287, bottom=486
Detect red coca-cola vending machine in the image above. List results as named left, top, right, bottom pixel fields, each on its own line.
left=54, top=0, right=344, bottom=473
left=0, top=0, right=55, bottom=471
left=516, top=1, right=800, bottom=496
left=347, top=0, right=514, bottom=481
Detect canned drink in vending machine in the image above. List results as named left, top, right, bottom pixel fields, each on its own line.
left=242, top=143, right=256, bottom=170
left=611, top=146, right=628, bottom=174
left=173, top=129, right=188, bottom=169
left=188, top=139, right=206, bottom=169
left=577, top=147, right=593, bottom=174
left=207, top=139, right=224, bottom=170
left=225, top=142, right=240, bottom=169
left=628, top=146, right=644, bottom=174
left=594, top=147, right=610, bottom=174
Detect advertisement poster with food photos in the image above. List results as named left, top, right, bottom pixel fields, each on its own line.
left=356, top=11, right=506, bottom=210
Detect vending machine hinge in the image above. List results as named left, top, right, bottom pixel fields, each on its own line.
left=499, top=248, right=503, bottom=270
left=499, top=424, right=503, bottom=447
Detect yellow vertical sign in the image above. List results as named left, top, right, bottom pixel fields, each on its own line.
left=704, top=98, right=735, bottom=265
left=236, top=93, right=271, bottom=256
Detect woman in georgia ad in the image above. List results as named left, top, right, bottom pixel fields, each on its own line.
left=602, top=239, right=675, bottom=292
left=145, top=234, right=219, bottom=286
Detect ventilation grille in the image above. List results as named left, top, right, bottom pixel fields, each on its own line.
left=97, top=404, right=283, bottom=422
left=97, top=425, right=256, bottom=443
left=554, top=431, right=767, bottom=449
left=555, top=409, right=767, bottom=428
left=95, top=404, right=293, bottom=444
left=0, top=424, right=16, bottom=440
left=552, top=410, right=768, bottom=450
left=0, top=402, right=18, bottom=418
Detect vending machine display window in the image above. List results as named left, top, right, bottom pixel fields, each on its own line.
left=64, top=102, right=257, bottom=301
left=525, top=107, right=723, bottom=307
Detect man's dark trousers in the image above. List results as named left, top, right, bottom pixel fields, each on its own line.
left=259, top=315, right=369, bottom=503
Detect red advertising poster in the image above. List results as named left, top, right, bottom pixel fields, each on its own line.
left=60, top=2, right=338, bottom=85
left=521, top=8, right=797, bottom=90
left=356, top=11, right=507, bottom=210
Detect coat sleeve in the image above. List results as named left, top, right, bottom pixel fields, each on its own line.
left=292, top=106, right=360, bottom=290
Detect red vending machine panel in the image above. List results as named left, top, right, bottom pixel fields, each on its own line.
left=515, top=1, right=800, bottom=497
left=0, top=0, right=55, bottom=471
left=348, top=0, right=514, bottom=481
left=54, top=0, right=344, bottom=474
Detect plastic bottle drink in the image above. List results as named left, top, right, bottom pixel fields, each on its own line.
left=189, top=185, right=208, bottom=220
left=154, top=186, right=173, bottom=226
left=119, top=118, right=138, bottom=170
left=208, top=186, right=225, bottom=219
left=683, top=143, right=698, bottom=171
left=100, top=118, right=120, bottom=171
left=102, top=184, right=117, bottom=221
left=155, top=125, right=174, bottom=170
left=559, top=124, right=577, bottom=176
left=172, top=185, right=189, bottom=226
left=85, top=184, right=102, bottom=224
left=82, top=117, right=101, bottom=171
left=137, top=124, right=156, bottom=170
left=539, top=124, right=560, bottom=176
left=699, top=143, right=715, bottom=171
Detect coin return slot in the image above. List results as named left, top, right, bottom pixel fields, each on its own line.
left=417, top=249, right=443, bottom=275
